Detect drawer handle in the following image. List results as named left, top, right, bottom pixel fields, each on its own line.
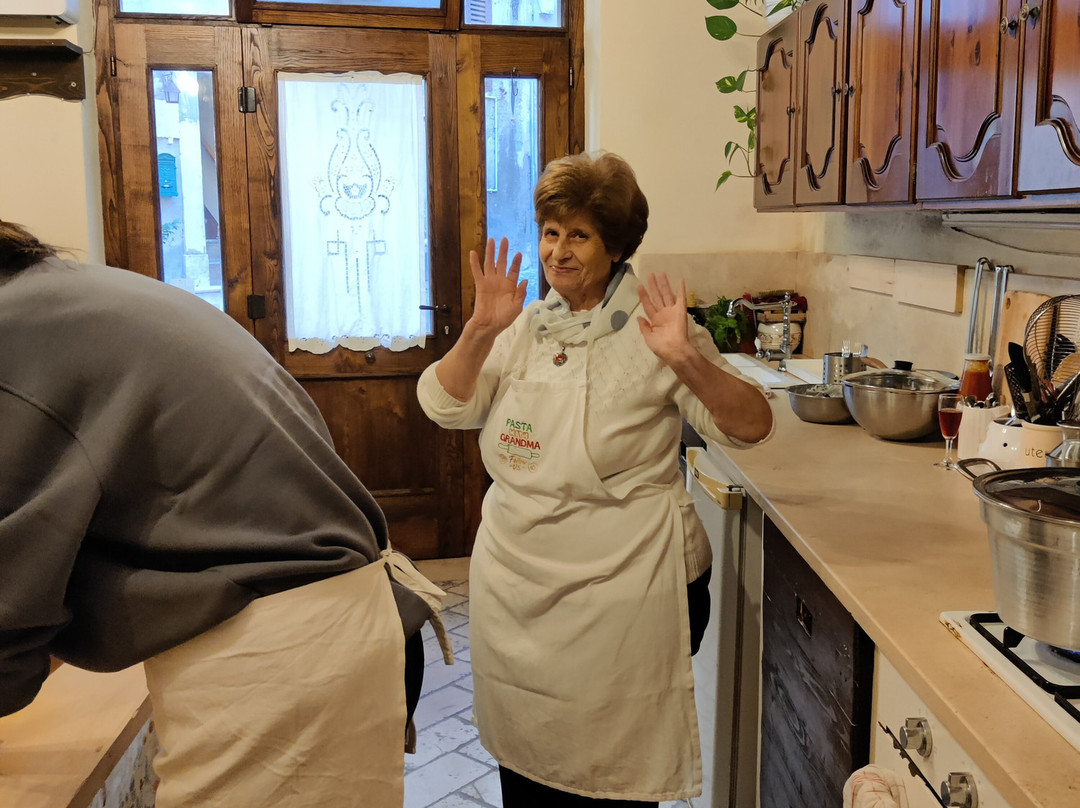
left=795, top=595, right=813, bottom=637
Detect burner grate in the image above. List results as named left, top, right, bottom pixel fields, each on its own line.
left=970, top=612, right=1080, bottom=700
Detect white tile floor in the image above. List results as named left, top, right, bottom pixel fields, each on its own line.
left=409, top=558, right=693, bottom=808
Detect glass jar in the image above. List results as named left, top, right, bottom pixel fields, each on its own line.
left=959, top=352, right=993, bottom=402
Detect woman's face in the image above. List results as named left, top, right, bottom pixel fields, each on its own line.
left=539, top=214, right=621, bottom=311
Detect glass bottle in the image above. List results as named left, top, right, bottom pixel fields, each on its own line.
left=959, top=353, right=993, bottom=402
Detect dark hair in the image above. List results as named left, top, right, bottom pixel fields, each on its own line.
left=0, top=221, right=57, bottom=275
left=533, top=152, right=649, bottom=264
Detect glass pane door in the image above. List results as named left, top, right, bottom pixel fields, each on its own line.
left=151, top=69, right=226, bottom=311
left=484, top=76, right=541, bottom=304
left=112, top=24, right=253, bottom=331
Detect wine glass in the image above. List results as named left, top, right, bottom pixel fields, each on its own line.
left=936, top=392, right=963, bottom=469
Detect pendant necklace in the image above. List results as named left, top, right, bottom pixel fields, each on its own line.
left=553, top=346, right=568, bottom=366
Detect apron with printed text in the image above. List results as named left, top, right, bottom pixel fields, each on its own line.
left=471, top=348, right=701, bottom=801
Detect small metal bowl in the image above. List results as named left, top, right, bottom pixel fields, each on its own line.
left=787, top=383, right=853, bottom=425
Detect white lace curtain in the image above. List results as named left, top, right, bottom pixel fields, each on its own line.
left=279, top=72, right=431, bottom=354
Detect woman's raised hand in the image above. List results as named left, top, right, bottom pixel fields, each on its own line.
left=470, top=237, right=527, bottom=333
left=637, top=273, right=692, bottom=364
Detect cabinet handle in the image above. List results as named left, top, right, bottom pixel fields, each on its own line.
left=786, top=106, right=796, bottom=117
left=1000, top=15, right=1019, bottom=35
left=832, top=85, right=842, bottom=98
left=1021, top=3, right=1041, bottom=24
left=846, top=83, right=855, bottom=97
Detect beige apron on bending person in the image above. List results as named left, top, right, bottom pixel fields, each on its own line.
left=471, top=355, right=702, bottom=801
left=144, top=561, right=408, bottom=808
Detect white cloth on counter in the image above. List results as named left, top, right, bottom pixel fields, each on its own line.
left=842, top=764, right=909, bottom=808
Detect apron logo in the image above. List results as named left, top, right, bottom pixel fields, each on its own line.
left=497, top=417, right=541, bottom=472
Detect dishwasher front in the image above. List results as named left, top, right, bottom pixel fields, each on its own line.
left=685, top=446, right=760, bottom=808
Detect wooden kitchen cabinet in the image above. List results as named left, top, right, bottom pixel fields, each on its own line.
left=1016, top=0, right=1080, bottom=194
left=759, top=518, right=874, bottom=808
left=845, top=0, right=919, bottom=204
left=755, top=1, right=847, bottom=209
left=755, top=11, right=799, bottom=209
left=916, top=0, right=1021, bottom=201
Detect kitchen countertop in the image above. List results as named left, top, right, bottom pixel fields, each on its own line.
left=703, top=392, right=1080, bottom=808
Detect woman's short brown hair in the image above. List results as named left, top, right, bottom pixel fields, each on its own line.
left=0, top=220, right=57, bottom=275
left=533, top=152, right=649, bottom=265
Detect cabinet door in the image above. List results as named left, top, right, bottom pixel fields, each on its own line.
left=760, top=520, right=874, bottom=808
left=755, top=12, right=799, bottom=210
left=797, top=0, right=849, bottom=206
left=1016, top=0, right=1080, bottom=193
left=846, top=0, right=919, bottom=203
left=917, top=0, right=1021, bottom=200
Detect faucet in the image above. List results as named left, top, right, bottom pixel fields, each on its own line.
left=727, top=291, right=794, bottom=372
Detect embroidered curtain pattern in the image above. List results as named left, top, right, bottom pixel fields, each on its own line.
left=279, top=72, right=431, bottom=354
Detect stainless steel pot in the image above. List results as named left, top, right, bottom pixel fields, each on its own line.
left=786, top=383, right=853, bottom=424
left=958, top=459, right=1080, bottom=650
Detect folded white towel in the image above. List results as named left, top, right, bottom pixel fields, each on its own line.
left=842, top=764, right=909, bottom=808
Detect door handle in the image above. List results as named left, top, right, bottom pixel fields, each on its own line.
left=419, top=304, right=450, bottom=314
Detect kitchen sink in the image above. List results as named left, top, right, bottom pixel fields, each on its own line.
left=721, top=353, right=823, bottom=388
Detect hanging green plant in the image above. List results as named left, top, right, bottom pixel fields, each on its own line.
left=705, top=0, right=800, bottom=188
left=703, top=297, right=754, bottom=352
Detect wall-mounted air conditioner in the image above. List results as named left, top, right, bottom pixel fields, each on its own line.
left=0, top=1, right=79, bottom=25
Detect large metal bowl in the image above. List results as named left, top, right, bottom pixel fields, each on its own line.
left=841, top=369, right=957, bottom=440
left=787, top=383, right=853, bottom=424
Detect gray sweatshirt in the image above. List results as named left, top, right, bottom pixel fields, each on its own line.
left=0, top=258, right=428, bottom=716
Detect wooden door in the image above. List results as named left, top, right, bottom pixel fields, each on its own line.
left=755, top=12, right=799, bottom=210
left=111, top=24, right=254, bottom=332
left=242, top=26, right=464, bottom=559
left=916, top=0, right=1021, bottom=200
left=1016, top=0, right=1080, bottom=193
left=796, top=0, right=849, bottom=206
left=846, top=0, right=919, bottom=204
left=455, top=33, right=571, bottom=542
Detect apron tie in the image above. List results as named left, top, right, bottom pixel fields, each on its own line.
left=380, top=547, right=455, bottom=666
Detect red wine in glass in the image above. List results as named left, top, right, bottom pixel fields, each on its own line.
left=936, top=393, right=962, bottom=469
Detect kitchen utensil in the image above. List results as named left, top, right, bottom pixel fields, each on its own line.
left=995, top=294, right=1053, bottom=409
left=976, top=416, right=1026, bottom=469
left=1002, top=363, right=1030, bottom=421
left=1047, top=422, right=1080, bottom=468
left=1024, top=295, right=1080, bottom=416
left=965, top=257, right=991, bottom=354
left=786, top=383, right=853, bottom=424
left=1020, top=420, right=1065, bottom=466
left=823, top=352, right=865, bottom=384
left=841, top=369, right=958, bottom=441
left=986, top=264, right=1011, bottom=393
left=956, top=461, right=1080, bottom=650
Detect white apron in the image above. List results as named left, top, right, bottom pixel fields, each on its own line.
left=144, top=561, right=408, bottom=808
left=471, top=347, right=702, bottom=801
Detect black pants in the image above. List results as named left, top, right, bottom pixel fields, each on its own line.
left=497, top=566, right=712, bottom=807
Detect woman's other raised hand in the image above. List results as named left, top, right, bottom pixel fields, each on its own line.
left=470, top=237, right=527, bottom=333
left=637, top=273, right=692, bottom=364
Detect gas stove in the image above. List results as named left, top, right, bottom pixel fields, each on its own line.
left=941, top=611, right=1080, bottom=755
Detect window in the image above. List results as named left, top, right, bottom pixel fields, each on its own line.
left=151, top=69, right=226, bottom=311
left=465, top=0, right=561, bottom=27
left=119, top=0, right=230, bottom=15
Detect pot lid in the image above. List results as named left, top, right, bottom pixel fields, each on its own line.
left=974, top=468, right=1080, bottom=523
left=841, top=368, right=957, bottom=393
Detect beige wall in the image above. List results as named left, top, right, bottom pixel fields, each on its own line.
left=0, top=1, right=102, bottom=262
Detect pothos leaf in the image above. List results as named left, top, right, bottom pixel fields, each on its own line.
left=748, top=130, right=756, bottom=150
left=716, top=171, right=734, bottom=189
left=768, top=0, right=796, bottom=15
left=705, top=15, right=738, bottom=41
left=716, top=75, right=741, bottom=93
left=706, top=0, right=740, bottom=9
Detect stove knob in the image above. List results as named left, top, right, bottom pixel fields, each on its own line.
left=940, top=772, right=979, bottom=808
left=899, top=717, right=933, bottom=757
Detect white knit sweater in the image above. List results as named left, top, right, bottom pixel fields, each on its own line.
left=416, top=273, right=770, bottom=581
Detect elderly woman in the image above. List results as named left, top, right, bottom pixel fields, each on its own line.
left=417, top=152, right=772, bottom=806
